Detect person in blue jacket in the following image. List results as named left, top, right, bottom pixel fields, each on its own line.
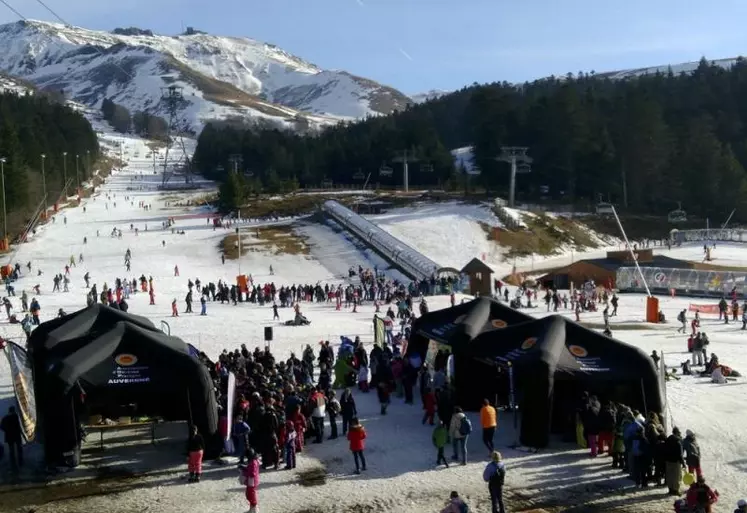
left=483, top=450, right=506, bottom=513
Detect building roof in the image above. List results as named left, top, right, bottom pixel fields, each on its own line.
left=461, top=258, right=494, bottom=275
left=547, top=254, right=695, bottom=276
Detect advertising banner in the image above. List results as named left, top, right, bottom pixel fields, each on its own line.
left=4, top=342, right=37, bottom=442
left=225, top=372, right=236, bottom=442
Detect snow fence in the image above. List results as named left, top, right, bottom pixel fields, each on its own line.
left=671, top=228, right=747, bottom=244
left=321, top=200, right=440, bottom=281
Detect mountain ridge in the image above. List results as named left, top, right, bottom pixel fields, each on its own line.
left=0, top=20, right=412, bottom=132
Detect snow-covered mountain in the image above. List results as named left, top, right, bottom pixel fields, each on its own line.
left=410, top=89, right=450, bottom=103
left=0, top=71, right=33, bottom=95
left=592, top=57, right=740, bottom=80
left=0, top=20, right=412, bottom=132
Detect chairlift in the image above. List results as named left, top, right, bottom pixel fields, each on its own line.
left=322, top=179, right=333, bottom=188
left=421, top=163, right=434, bottom=173
left=595, top=202, right=615, bottom=215
left=244, top=169, right=254, bottom=178
left=516, top=163, right=532, bottom=174
left=352, top=170, right=365, bottom=181
left=667, top=202, right=687, bottom=223
left=379, top=163, right=393, bottom=177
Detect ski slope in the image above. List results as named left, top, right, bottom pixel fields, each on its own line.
left=0, top=134, right=745, bottom=512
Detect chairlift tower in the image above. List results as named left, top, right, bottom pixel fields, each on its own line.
left=392, top=149, right=419, bottom=192
left=496, top=147, right=531, bottom=208
left=161, top=86, right=193, bottom=186
left=229, top=154, right=243, bottom=175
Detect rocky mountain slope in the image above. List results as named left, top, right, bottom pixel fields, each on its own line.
left=0, top=20, right=412, bottom=132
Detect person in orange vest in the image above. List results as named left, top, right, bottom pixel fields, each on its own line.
left=480, top=398, right=497, bottom=454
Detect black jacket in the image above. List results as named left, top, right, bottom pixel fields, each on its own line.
left=663, top=434, right=685, bottom=464
left=0, top=412, right=22, bottom=443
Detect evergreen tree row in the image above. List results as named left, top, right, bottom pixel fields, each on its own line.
left=102, top=98, right=169, bottom=139
left=197, top=58, right=747, bottom=220
left=0, top=92, right=99, bottom=227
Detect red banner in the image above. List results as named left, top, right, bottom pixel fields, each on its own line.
left=689, top=303, right=743, bottom=315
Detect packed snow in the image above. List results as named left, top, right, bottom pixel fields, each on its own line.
left=0, top=133, right=745, bottom=512
left=369, top=202, right=505, bottom=270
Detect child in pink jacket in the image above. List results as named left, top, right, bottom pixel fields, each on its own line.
left=242, top=449, right=260, bottom=513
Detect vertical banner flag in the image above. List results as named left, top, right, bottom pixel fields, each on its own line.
left=373, top=316, right=385, bottom=347
left=659, top=351, right=669, bottom=433
left=225, top=372, right=236, bottom=442
left=4, top=342, right=36, bottom=442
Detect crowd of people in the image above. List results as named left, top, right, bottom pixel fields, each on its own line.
left=4, top=186, right=747, bottom=513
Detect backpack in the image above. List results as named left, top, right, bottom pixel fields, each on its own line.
left=459, top=416, right=472, bottom=436
left=458, top=500, right=470, bottom=513
left=677, top=311, right=685, bottom=322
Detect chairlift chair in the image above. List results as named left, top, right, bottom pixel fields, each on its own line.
left=421, top=163, right=434, bottom=173
left=516, top=163, right=532, bottom=174
left=595, top=202, right=614, bottom=215
left=379, top=163, right=393, bottom=177
left=352, top=170, right=365, bottom=180
left=667, top=202, right=687, bottom=223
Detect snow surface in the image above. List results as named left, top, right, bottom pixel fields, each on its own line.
left=368, top=201, right=630, bottom=277
left=370, top=201, right=504, bottom=270
left=0, top=20, right=410, bottom=132
left=1, top=135, right=747, bottom=511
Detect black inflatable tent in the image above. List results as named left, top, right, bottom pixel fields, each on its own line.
left=406, top=298, right=663, bottom=448
left=28, top=305, right=219, bottom=466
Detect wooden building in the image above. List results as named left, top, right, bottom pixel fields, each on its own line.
left=461, top=258, right=494, bottom=296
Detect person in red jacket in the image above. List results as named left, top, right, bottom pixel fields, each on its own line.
left=422, top=389, right=436, bottom=425
left=291, top=404, right=306, bottom=453
left=347, top=417, right=367, bottom=474
left=686, top=475, right=719, bottom=513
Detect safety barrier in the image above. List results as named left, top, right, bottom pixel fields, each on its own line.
left=617, top=266, right=747, bottom=297
left=320, top=200, right=440, bottom=281
left=671, top=229, right=747, bottom=244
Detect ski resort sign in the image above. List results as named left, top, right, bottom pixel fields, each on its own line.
left=108, top=353, right=151, bottom=385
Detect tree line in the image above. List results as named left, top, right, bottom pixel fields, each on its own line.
left=101, top=98, right=168, bottom=140
left=0, top=91, right=99, bottom=235
left=197, top=57, right=747, bottom=220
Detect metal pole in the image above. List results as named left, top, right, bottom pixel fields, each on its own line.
left=75, top=154, right=79, bottom=187
left=86, top=150, right=90, bottom=180
left=721, top=209, right=736, bottom=230
left=40, top=154, right=47, bottom=210
left=403, top=150, right=409, bottom=193
left=509, top=156, right=517, bottom=207
left=236, top=227, right=241, bottom=276
left=611, top=205, right=651, bottom=297
left=62, top=152, right=68, bottom=197
left=0, top=158, right=6, bottom=245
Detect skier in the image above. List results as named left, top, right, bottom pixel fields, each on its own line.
left=200, top=295, right=207, bottom=316
left=174, top=265, right=180, bottom=277
left=272, top=303, right=279, bottom=321
left=677, top=309, right=687, bottom=334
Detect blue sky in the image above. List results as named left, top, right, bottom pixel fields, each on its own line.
left=4, top=0, right=747, bottom=95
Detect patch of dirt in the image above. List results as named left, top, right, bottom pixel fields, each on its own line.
left=220, top=226, right=309, bottom=258
left=297, top=466, right=327, bottom=487
left=485, top=212, right=603, bottom=260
